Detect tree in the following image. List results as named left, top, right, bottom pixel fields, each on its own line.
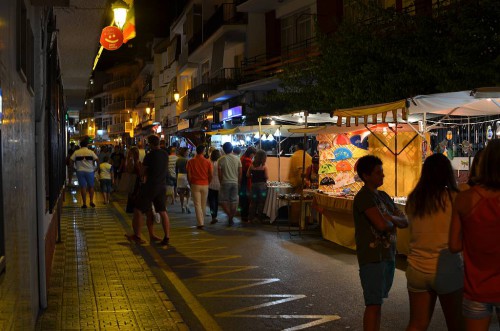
left=259, top=0, right=499, bottom=116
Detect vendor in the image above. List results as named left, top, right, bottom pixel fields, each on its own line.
left=305, top=155, right=319, bottom=189
left=288, top=142, right=312, bottom=192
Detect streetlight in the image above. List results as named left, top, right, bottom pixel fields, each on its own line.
left=173, top=88, right=180, bottom=103
left=112, top=0, right=129, bottom=30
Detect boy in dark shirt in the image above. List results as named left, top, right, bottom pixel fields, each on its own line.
left=353, top=155, right=408, bottom=331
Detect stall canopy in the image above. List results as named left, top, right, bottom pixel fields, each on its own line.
left=408, top=89, right=500, bottom=117
left=332, top=100, right=408, bottom=126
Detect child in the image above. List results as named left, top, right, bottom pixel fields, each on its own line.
left=352, top=155, right=408, bottom=331
left=99, top=156, right=114, bottom=205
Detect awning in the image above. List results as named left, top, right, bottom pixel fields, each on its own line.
left=333, top=100, right=408, bottom=126
left=206, top=128, right=238, bottom=135
left=287, top=126, right=327, bottom=134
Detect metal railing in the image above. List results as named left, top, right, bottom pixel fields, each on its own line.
left=240, top=37, right=319, bottom=83
left=210, top=67, right=242, bottom=94
left=187, top=83, right=211, bottom=105
left=188, top=3, right=247, bottom=54
left=104, top=100, right=135, bottom=112
left=103, top=78, right=132, bottom=91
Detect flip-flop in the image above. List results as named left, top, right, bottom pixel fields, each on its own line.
left=124, top=234, right=145, bottom=244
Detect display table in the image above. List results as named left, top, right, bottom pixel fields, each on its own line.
left=314, top=193, right=409, bottom=255
left=263, top=185, right=293, bottom=223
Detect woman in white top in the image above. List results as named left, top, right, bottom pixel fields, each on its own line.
left=405, top=153, right=464, bottom=331
left=208, top=149, right=221, bottom=224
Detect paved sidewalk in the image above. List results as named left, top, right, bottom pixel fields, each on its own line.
left=36, top=189, right=187, bottom=330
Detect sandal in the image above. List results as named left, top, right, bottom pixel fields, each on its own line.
left=125, top=234, right=146, bottom=244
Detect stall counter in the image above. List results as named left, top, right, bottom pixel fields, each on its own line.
left=314, top=193, right=409, bottom=255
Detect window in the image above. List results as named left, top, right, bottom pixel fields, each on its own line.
left=280, top=9, right=315, bottom=49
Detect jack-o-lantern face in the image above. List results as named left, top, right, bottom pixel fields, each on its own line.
left=100, top=26, right=124, bottom=51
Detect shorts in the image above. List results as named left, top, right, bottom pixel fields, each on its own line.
left=76, top=171, right=95, bottom=188
left=406, top=265, right=463, bottom=295
left=134, top=185, right=167, bottom=213
left=100, top=179, right=112, bottom=193
left=359, top=260, right=395, bottom=306
left=166, top=185, right=174, bottom=196
left=219, top=182, right=239, bottom=203
left=463, top=298, right=500, bottom=320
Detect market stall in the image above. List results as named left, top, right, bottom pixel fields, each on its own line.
left=313, top=100, right=424, bottom=254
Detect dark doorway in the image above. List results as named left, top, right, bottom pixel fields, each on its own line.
left=0, top=85, right=5, bottom=274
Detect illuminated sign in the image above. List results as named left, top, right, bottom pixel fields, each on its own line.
left=221, top=106, right=242, bottom=121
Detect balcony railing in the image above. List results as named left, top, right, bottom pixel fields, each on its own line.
left=107, top=122, right=133, bottom=135
left=103, top=79, right=132, bottom=92
left=188, top=3, right=247, bottom=54
left=210, top=68, right=242, bottom=94
left=240, top=37, right=319, bottom=83
left=187, top=83, right=211, bottom=106
left=104, top=100, right=136, bottom=112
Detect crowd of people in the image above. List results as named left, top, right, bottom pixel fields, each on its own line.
left=353, top=139, right=500, bottom=331
left=67, top=135, right=499, bottom=330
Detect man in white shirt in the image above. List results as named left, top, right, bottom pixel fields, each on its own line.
left=70, top=136, right=98, bottom=208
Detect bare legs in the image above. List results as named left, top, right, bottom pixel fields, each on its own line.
left=129, top=209, right=170, bottom=244
left=406, top=289, right=464, bottom=331
left=364, top=305, right=381, bottom=331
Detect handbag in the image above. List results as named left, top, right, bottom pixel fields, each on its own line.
left=117, top=172, right=137, bottom=194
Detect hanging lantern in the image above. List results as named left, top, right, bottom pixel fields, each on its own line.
left=446, top=130, right=453, bottom=140
left=487, top=125, right=493, bottom=140
left=100, top=26, right=124, bottom=51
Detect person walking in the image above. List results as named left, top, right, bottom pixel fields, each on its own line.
left=66, top=141, right=76, bottom=185
left=288, top=142, right=312, bottom=192
left=176, top=147, right=191, bottom=213
left=239, top=147, right=256, bottom=222
left=405, top=153, right=464, bottom=331
left=110, top=145, right=125, bottom=189
left=70, top=136, right=99, bottom=208
left=167, top=146, right=178, bottom=204
left=187, top=145, right=213, bottom=229
left=247, top=149, right=268, bottom=223
left=125, top=135, right=171, bottom=246
left=218, top=142, right=242, bottom=226
left=352, top=155, right=408, bottom=331
left=450, top=139, right=500, bottom=331
left=208, top=149, right=221, bottom=224
left=123, top=146, right=141, bottom=213
left=98, top=156, right=114, bottom=205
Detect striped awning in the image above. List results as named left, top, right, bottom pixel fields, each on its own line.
left=332, top=100, right=408, bottom=126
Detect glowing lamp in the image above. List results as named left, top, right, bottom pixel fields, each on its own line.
left=112, top=0, right=129, bottom=30
left=173, top=88, right=180, bottom=102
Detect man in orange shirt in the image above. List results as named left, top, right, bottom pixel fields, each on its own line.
left=187, top=145, right=213, bottom=229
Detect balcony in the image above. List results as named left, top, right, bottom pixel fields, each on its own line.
left=103, top=79, right=132, bottom=92
left=240, top=37, right=319, bottom=89
left=187, top=83, right=211, bottom=109
left=107, top=122, right=133, bottom=135
left=208, top=68, right=242, bottom=102
left=104, top=100, right=136, bottom=113
left=188, top=3, right=247, bottom=56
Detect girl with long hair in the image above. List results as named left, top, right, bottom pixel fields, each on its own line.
left=405, top=153, right=464, bottom=331
left=247, top=149, right=269, bottom=223
left=450, top=139, right=500, bottom=331
left=176, top=147, right=191, bottom=213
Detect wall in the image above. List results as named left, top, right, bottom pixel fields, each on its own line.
left=0, top=0, right=42, bottom=329
left=246, top=13, right=266, bottom=59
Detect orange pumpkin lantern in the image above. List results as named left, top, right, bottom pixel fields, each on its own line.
left=336, top=160, right=352, bottom=172
left=100, top=26, right=124, bottom=51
